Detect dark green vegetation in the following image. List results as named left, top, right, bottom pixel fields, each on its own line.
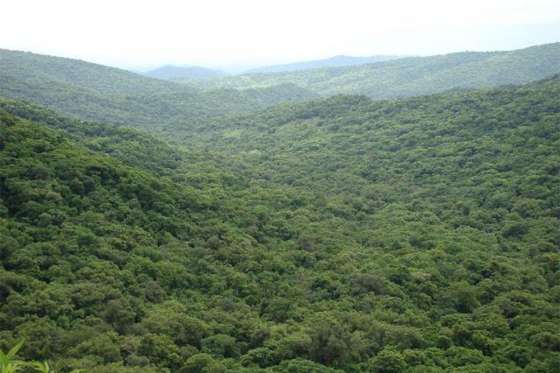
left=143, top=65, right=225, bottom=81
left=0, top=97, right=185, bottom=175
left=0, top=49, right=317, bottom=128
left=191, top=43, right=560, bottom=99
left=1, top=56, right=560, bottom=373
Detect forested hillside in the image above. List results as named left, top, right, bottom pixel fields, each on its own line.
left=0, top=97, right=185, bottom=174
left=0, top=50, right=317, bottom=128
left=190, top=43, right=560, bottom=98
left=1, top=72, right=559, bottom=372
left=243, top=55, right=403, bottom=74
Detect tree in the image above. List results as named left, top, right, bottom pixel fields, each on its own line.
left=367, top=348, right=407, bottom=373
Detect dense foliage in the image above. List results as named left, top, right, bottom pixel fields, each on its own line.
left=1, top=68, right=559, bottom=373
left=190, top=43, right=560, bottom=99
left=1, top=340, right=83, bottom=373
left=0, top=49, right=317, bottom=128
left=0, top=97, right=185, bottom=175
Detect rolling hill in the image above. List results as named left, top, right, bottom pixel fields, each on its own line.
left=244, top=54, right=403, bottom=74
left=1, top=73, right=559, bottom=371
left=0, top=49, right=318, bottom=128
left=189, top=43, right=560, bottom=99
left=0, top=49, right=185, bottom=96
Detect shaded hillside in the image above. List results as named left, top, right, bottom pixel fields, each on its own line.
left=191, top=43, right=560, bottom=98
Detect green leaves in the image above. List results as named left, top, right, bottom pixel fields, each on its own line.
left=6, top=340, right=24, bottom=359
left=0, top=340, right=24, bottom=373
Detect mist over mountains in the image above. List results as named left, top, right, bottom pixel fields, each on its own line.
left=143, top=65, right=226, bottom=80
left=139, top=54, right=404, bottom=81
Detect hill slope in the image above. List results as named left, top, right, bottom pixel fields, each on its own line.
left=0, top=97, right=184, bottom=174
left=0, top=50, right=317, bottom=128
left=0, top=49, right=186, bottom=96
left=192, top=43, right=560, bottom=98
left=1, top=75, right=559, bottom=372
left=244, top=54, right=403, bottom=74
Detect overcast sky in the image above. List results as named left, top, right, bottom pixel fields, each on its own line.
left=2, top=0, right=560, bottom=69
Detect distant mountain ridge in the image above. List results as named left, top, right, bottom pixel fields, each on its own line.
left=0, top=49, right=318, bottom=128
left=245, top=54, right=404, bottom=74
left=144, top=55, right=403, bottom=80
left=190, top=43, right=560, bottom=99
left=144, top=64, right=225, bottom=80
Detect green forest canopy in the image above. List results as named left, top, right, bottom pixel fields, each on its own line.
left=0, top=70, right=559, bottom=372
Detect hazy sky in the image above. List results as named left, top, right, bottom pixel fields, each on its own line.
left=2, top=0, right=560, bottom=69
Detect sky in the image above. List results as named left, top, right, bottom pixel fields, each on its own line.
left=1, top=0, right=560, bottom=70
